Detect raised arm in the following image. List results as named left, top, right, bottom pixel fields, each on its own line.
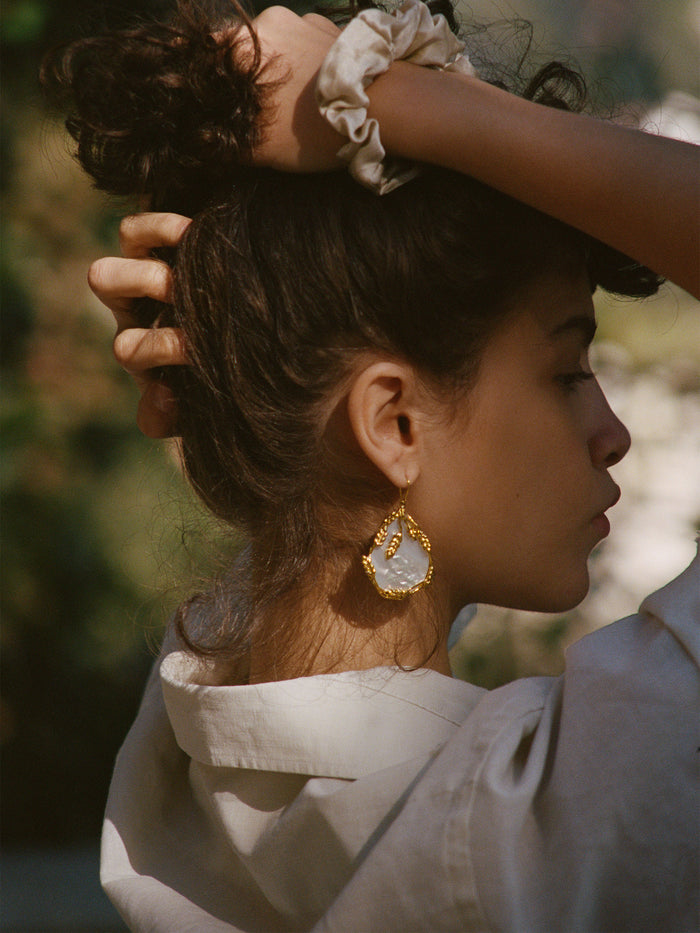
left=369, top=65, right=700, bottom=297
left=87, top=4, right=699, bottom=439
left=251, top=7, right=699, bottom=296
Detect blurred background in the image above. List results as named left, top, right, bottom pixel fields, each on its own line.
left=1, top=0, right=699, bottom=928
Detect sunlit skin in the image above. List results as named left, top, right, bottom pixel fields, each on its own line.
left=80, top=5, right=698, bottom=684
left=89, top=221, right=632, bottom=682
left=413, top=272, right=630, bottom=618
left=246, top=272, right=631, bottom=682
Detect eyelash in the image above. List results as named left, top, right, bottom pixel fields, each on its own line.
left=557, top=370, right=596, bottom=393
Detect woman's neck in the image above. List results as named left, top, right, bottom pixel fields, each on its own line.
left=247, top=551, right=453, bottom=683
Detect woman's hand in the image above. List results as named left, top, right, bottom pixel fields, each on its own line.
left=87, top=11, right=342, bottom=441
left=249, top=8, right=343, bottom=172
left=88, top=212, right=191, bottom=438
left=89, top=13, right=342, bottom=438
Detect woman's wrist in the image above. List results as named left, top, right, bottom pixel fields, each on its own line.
left=315, top=0, right=473, bottom=193
left=369, top=63, right=700, bottom=296
left=365, top=62, right=479, bottom=166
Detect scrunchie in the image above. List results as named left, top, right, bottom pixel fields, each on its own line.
left=316, top=0, right=476, bottom=194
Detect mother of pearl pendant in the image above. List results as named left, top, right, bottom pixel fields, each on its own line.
left=362, top=496, right=433, bottom=600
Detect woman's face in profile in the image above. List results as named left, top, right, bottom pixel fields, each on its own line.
left=417, top=272, right=630, bottom=614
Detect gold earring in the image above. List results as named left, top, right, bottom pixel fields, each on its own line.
left=362, top=483, right=433, bottom=600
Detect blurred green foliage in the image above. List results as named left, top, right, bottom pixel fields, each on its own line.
left=0, top=247, right=231, bottom=844
left=1, top=1, right=224, bottom=845
left=0, top=250, right=219, bottom=844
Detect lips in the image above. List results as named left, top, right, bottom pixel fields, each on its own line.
left=591, top=512, right=611, bottom=538
left=602, top=485, right=621, bottom=514
left=591, top=484, right=621, bottom=538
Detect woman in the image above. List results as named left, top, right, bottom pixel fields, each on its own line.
left=44, top=2, right=699, bottom=930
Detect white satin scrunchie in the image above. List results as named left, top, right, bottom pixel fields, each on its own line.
left=316, top=0, right=476, bottom=194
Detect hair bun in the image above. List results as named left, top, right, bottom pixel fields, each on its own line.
left=41, top=0, right=268, bottom=211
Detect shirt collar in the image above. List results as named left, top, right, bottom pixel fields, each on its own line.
left=160, top=651, right=484, bottom=779
left=640, top=539, right=700, bottom=666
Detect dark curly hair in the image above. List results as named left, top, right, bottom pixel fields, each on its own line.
left=42, top=1, right=661, bottom=674
left=41, top=0, right=273, bottom=211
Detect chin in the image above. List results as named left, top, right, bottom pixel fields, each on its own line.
left=500, top=565, right=591, bottom=614
left=459, top=556, right=592, bottom=614
left=538, top=566, right=591, bottom=612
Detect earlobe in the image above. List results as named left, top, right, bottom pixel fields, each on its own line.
left=346, top=360, right=423, bottom=488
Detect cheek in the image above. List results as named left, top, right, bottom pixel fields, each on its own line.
left=466, top=401, right=588, bottom=521
left=425, top=400, right=596, bottom=608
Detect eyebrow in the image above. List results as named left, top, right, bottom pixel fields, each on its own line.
left=548, top=314, right=597, bottom=346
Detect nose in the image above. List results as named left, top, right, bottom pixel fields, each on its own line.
left=588, top=386, right=631, bottom=469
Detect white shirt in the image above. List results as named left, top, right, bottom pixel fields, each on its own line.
left=101, top=546, right=700, bottom=932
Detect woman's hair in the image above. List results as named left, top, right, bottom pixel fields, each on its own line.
left=42, top=0, right=661, bottom=671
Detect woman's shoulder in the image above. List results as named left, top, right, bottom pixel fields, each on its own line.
left=569, top=539, right=700, bottom=675
left=454, top=543, right=700, bottom=776
left=463, top=547, right=700, bottom=929
left=313, top=552, right=700, bottom=931
left=464, top=543, right=699, bottom=808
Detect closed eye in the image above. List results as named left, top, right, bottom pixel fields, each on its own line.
left=557, top=370, right=596, bottom=393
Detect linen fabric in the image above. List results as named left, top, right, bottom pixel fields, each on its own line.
left=101, top=546, right=700, bottom=932
left=316, top=0, right=476, bottom=194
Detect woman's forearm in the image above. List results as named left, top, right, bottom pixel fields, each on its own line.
left=246, top=10, right=698, bottom=295
left=371, top=64, right=700, bottom=297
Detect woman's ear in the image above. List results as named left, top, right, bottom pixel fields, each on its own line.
left=346, top=359, right=426, bottom=488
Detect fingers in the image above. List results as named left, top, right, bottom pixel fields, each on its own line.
left=259, top=8, right=340, bottom=37
left=301, top=13, right=341, bottom=37
left=88, top=211, right=190, bottom=440
left=90, top=212, right=190, bottom=323
left=88, top=256, right=173, bottom=327
left=115, top=329, right=186, bottom=439
left=119, top=212, right=191, bottom=258
left=251, top=8, right=343, bottom=171
left=114, top=326, right=188, bottom=373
